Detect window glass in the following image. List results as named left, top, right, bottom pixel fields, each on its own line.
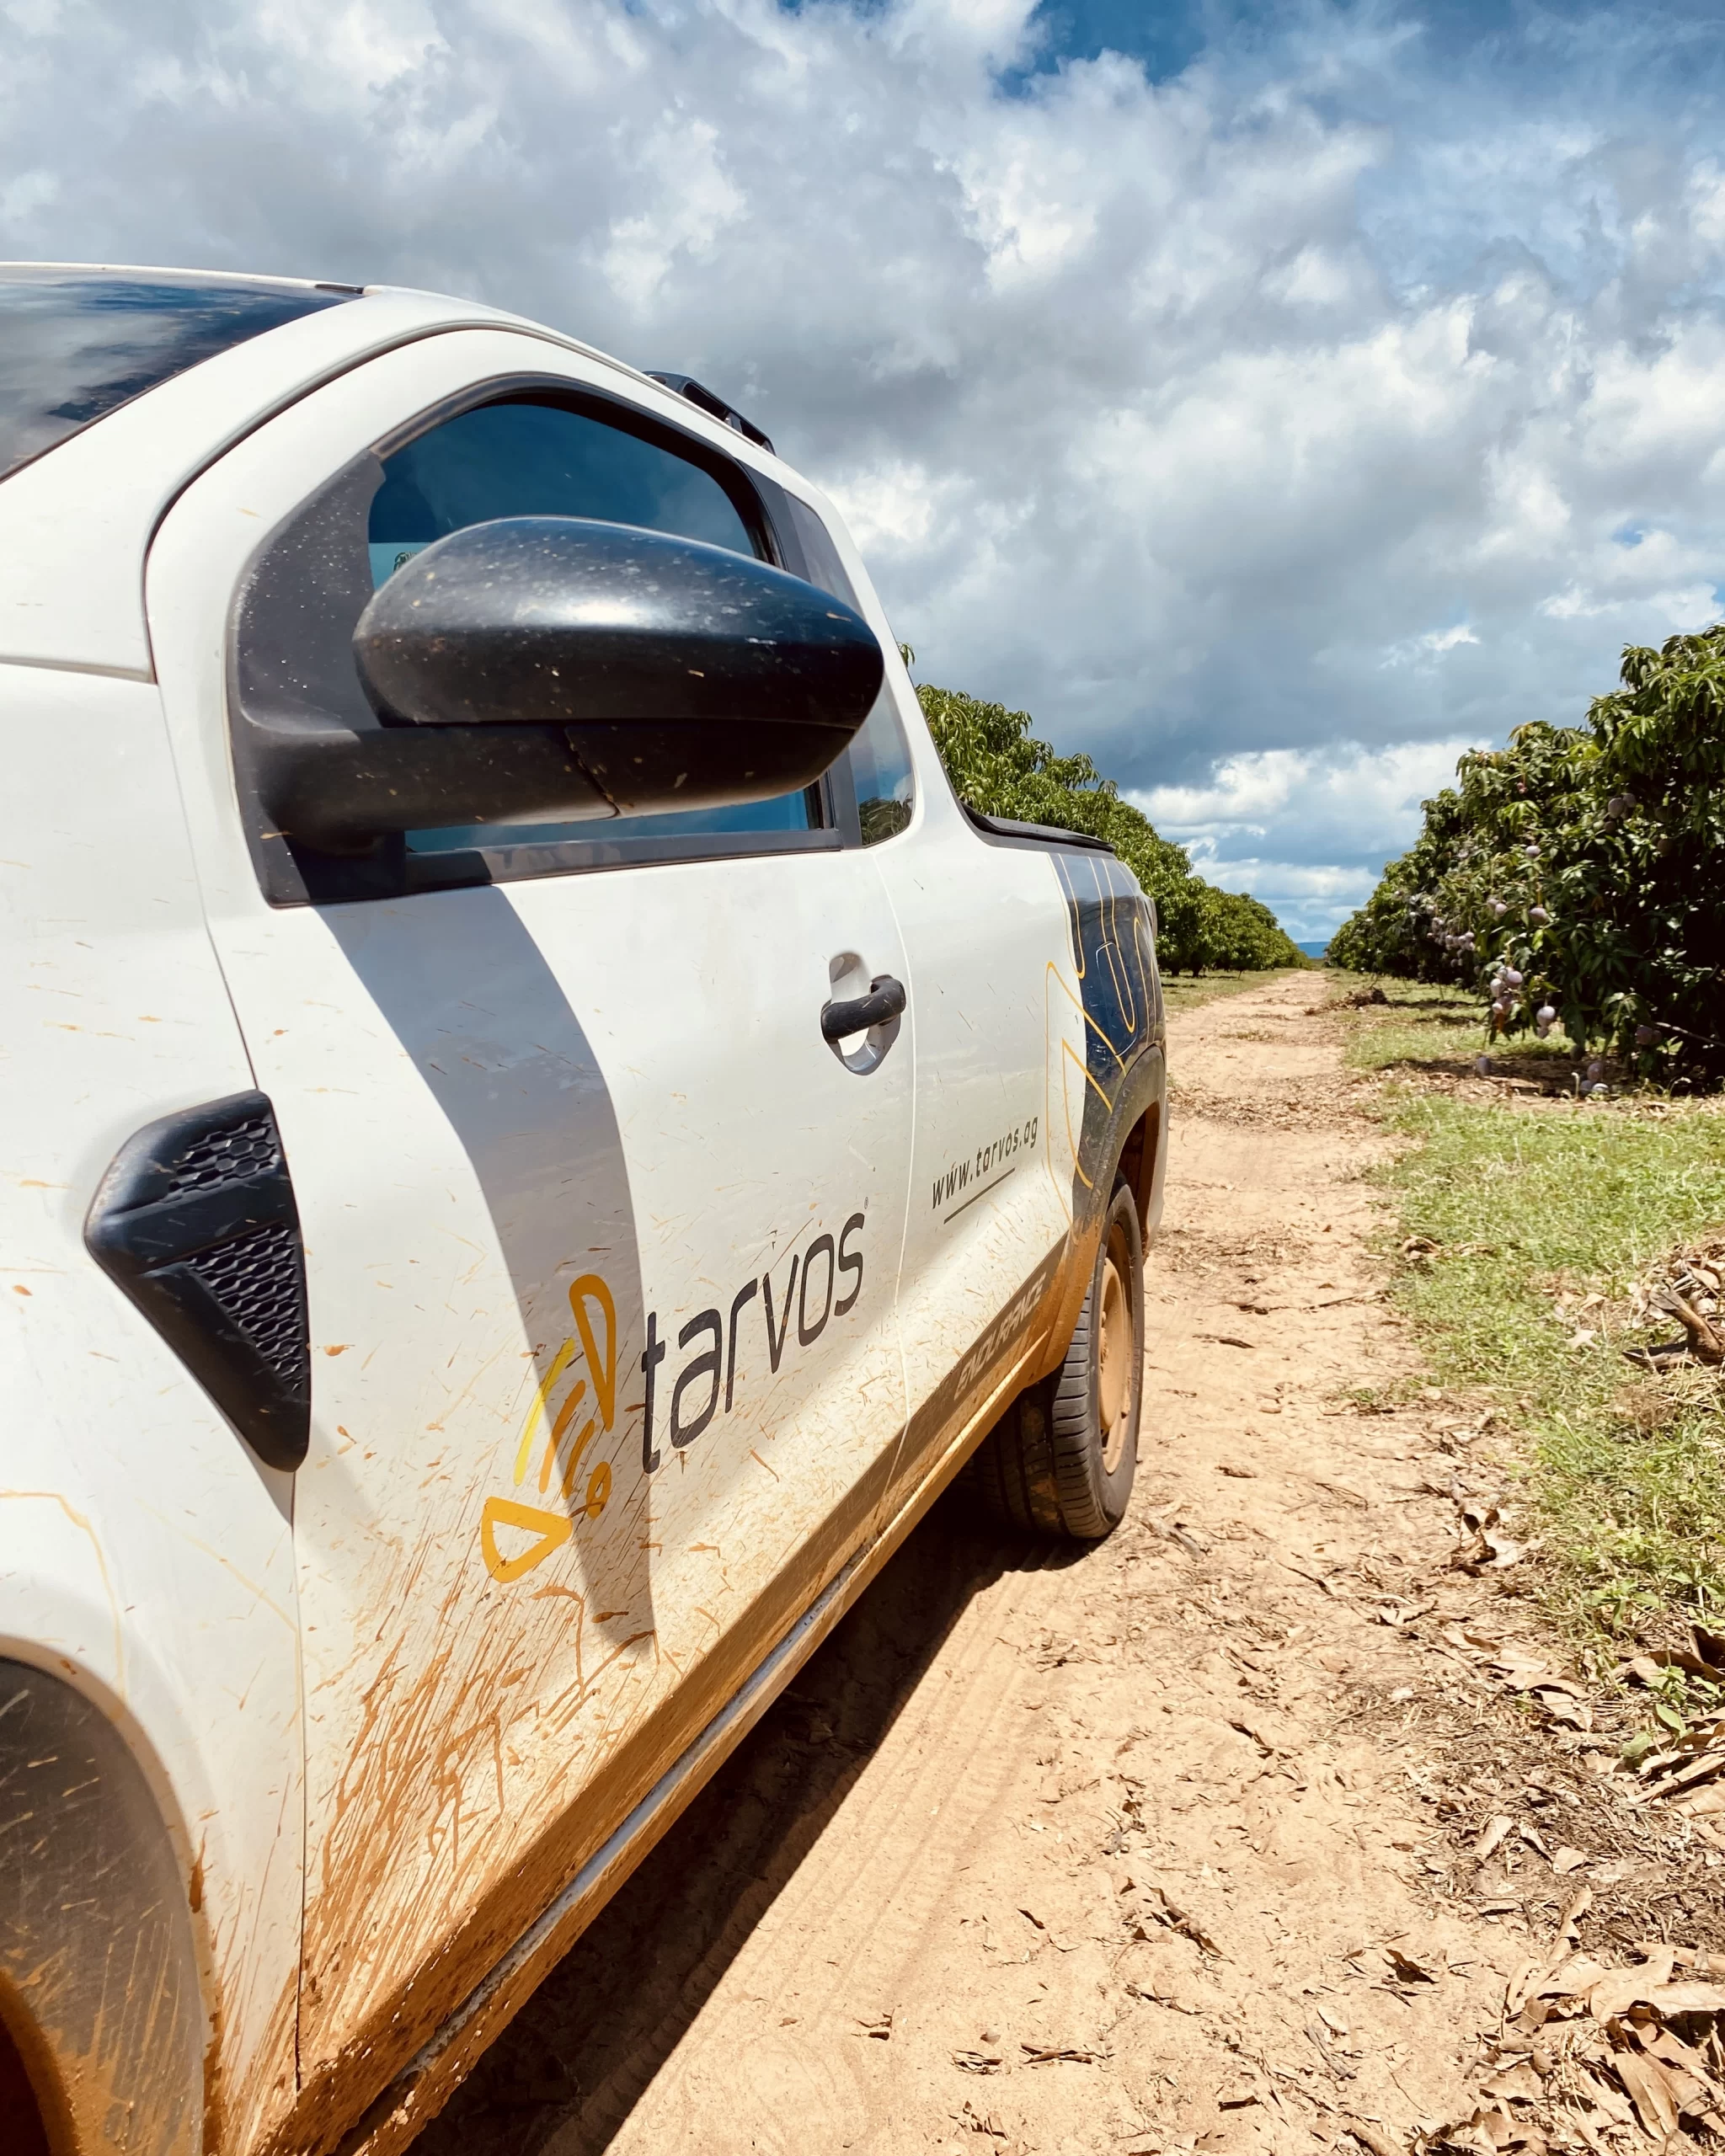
left=369, top=398, right=756, bottom=583
left=849, top=696, right=916, bottom=844
left=371, top=398, right=815, bottom=851
left=0, top=269, right=353, bottom=481
left=782, top=494, right=914, bottom=846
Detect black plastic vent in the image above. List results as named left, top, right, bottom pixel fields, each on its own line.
left=185, top=1221, right=307, bottom=1385
left=167, top=1111, right=280, bottom=1196
left=84, top=1092, right=311, bottom=1470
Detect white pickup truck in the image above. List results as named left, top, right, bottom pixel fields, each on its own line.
left=0, top=264, right=1167, bottom=2156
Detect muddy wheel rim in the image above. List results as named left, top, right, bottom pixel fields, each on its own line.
left=1097, top=1232, right=1134, bottom=1475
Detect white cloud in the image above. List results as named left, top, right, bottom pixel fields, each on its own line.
left=1201, top=859, right=1377, bottom=903
left=1130, top=736, right=1487, bottom=937
left=1135, top=736, right=1482, bottom=847
left=1195, top=854, right=1381, bottom=942
left=2, top=0, right=1723, bottom=932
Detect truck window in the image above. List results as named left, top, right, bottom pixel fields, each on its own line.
left=781, top=492, right=915, bottom=845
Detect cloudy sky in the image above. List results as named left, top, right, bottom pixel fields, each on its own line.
left=6, top=0, right=1725, bottom=937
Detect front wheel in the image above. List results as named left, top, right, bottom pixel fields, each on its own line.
left=970, top=1177, right=1144, bottom=1539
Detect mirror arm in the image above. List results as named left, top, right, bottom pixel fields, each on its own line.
left=244, top=706, right=613, bottom=857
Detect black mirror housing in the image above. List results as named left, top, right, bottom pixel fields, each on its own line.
left=350, top=516, right=883, bottom=814
left=233, top=488, right=887, bottom=883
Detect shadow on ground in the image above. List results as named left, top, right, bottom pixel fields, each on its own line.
left=1348, top=990, right=1596, bottom=1091
left=1395, top=1050, right=1602, bottom=1094
left=414, top=1500, right=1080, bottom=2156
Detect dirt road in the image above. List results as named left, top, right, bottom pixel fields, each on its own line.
left=418, top=977, right=1680, bottom=2156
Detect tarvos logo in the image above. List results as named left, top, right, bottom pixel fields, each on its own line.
left=638, top=1210, right=865, bottom=1474
left=481, top=1209, right=868, bottom=1584
left=481, top=1273, right=620, bottom=1585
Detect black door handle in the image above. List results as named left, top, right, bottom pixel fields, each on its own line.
left=821, top=974, right=906, bottom=1042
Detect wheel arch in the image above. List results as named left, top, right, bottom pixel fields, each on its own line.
left=1025, top=1043, right=1165, bottom=1392
left=1114, top=1043, right=1168, bottom=1252
left=0, top=1652, right=208, bottom=2155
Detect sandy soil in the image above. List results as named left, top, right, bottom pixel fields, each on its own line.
left=417, top=975, right=1712, bottom=2156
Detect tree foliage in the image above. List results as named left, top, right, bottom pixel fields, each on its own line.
left=917, top=683, right=1308, bottom=974
left=1327, top=626, right=1725, bottom=1079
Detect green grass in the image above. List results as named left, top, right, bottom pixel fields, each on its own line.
left=1381, top=1089, right=1725, bottom=1646
left=1161, top=966, right=1311, bottom=1013
left=1343, top=981, right=1486, bottom=1071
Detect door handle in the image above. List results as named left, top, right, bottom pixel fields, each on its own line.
left=821, top=974, right=906, bottom=1043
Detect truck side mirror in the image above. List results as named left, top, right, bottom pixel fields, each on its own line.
left=250, top=516, right=884, bottom=857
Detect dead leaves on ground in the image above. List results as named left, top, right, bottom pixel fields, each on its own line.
left=1402, top=1237, right=1503, bottom=1268
left=1449, top=1497, right=1527, bottom=1577
left=1167, top=1075, right=1370, bottom=1132
left=949, top=2041, right=1106, bottom=2075
left=1439, top=1614, right=1725, bottom=1786
left=1435, top=1624, right=1594, bottom=1734
left=1144, top=1884, right=1226, bottom=1961
left=1615, top=1630, right=1725, bottom=1834
left=1623, top=1720, right=1725, bottom=1822
left=1623, top=1239, right=1725, bottom=1370
left=1413, top=1943, right=1725, bottom=2156
left=1114, top=1871, right=1227, bottom=1960
left=1388, top=1946, right=1440, bottom=1986
left=1339, top=1464, right=1528, bottom=1577
left=1525, top=1236, right=1725, bottom=1375
left=1148, top=1508, right=1211, bottom=1560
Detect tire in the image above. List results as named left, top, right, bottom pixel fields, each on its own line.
left=970, top=1177, right=1144, bottom=1539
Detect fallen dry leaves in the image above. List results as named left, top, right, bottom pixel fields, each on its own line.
left=1411, top=1943, right=1725, bottom=2156
left=1624, top=1240, right=1725, bottom=1370
left=951, top=2049, right=1004, bottom=2075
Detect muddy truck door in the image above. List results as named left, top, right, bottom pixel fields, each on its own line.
left=146, top=333, right=914, bottom=2135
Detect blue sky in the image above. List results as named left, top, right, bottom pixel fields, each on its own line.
left=4, top=0, right=1725, bottom=935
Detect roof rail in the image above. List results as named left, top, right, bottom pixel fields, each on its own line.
left=645, top=371, right=773, bottom=455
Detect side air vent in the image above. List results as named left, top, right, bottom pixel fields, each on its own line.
left=84, top=1091, right=311, bottom=1470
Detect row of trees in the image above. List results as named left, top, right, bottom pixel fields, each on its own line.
left=918, top=684, right=1308, bottom=974
left=1328, top=627, right=1725, bottom=1079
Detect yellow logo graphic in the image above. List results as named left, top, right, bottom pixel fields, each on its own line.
left=480, top=1273, right=618, bottom=1584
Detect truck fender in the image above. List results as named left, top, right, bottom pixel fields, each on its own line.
left=0, top=1658, right=203, bottom=2155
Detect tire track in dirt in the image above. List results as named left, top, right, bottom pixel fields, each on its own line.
left=417, top=977, right=1566, bottom=2156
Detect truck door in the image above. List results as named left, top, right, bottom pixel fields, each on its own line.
left=764, top=491, right=1093, bottom=1527
left=868, top=799, right=1088, bottom=1521
left=146, top=331, right=913, bottom=2111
